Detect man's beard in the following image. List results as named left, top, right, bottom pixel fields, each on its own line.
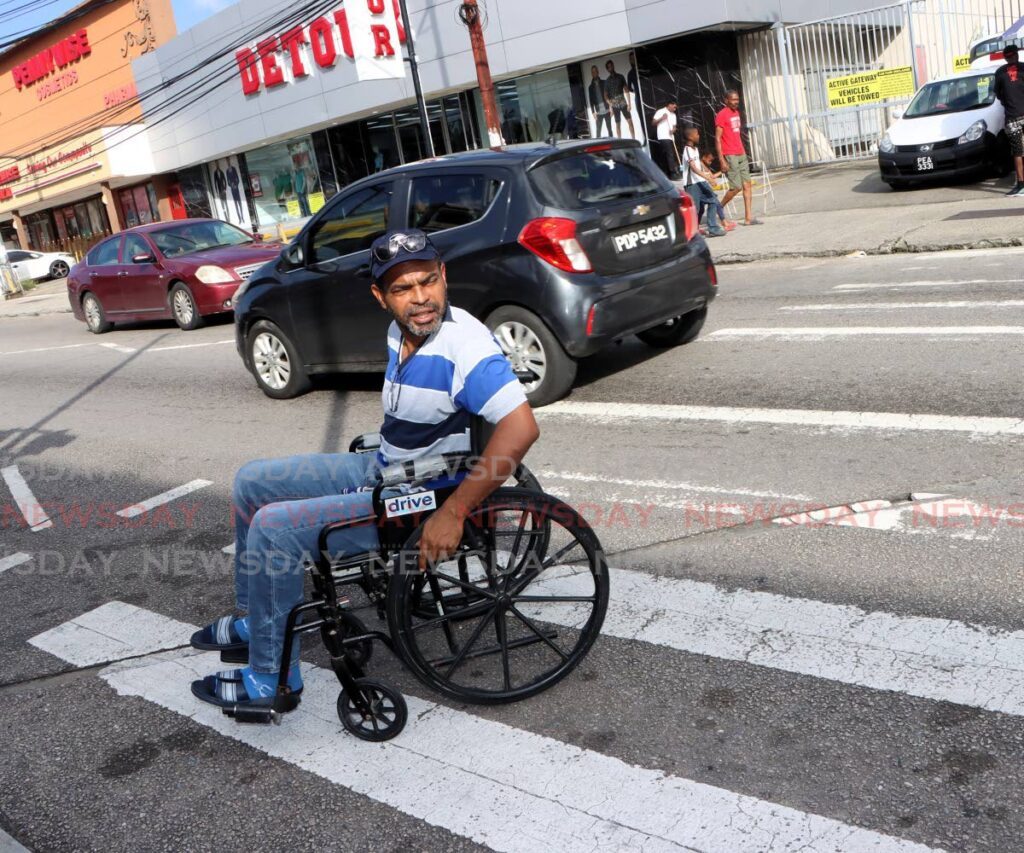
left=394, top=297, right=446, bottom=339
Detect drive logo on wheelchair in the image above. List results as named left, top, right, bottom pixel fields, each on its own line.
left=385, top=490, right=437, bottom=518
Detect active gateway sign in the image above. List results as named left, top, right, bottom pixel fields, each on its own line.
left=826, top=66, right=915, bottom=108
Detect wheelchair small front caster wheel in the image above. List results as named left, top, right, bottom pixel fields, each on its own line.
left=337, top=678, right=407, bottom=741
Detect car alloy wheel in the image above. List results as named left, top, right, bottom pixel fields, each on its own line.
left=173, top=288, right=195, bottom=326
left=84, top=295, right=102, bottom=331
left=252, top=330, right=292, bottom=391
left=493, top=320, right=546, bottom=393
left=51, top=261, right=70, bottom=279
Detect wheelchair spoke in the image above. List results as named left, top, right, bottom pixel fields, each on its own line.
left=427, top=574, right=457, bottom=653
left=409, top=596, right=493, bottom=632
left=512, top=594, right=596, bottom=603
left=542, top=539, right=584, bottom=570
left=508, top=604, right=570, bottom=662
left=495, top=608, right=512, bottom=691
left=442, top=606, right=497, bottom=680
left=430, top=570, right=497, bottom=599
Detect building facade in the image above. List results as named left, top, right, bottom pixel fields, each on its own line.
left=132, top=0, right=890, bottom=239
left=0, top=0, right=177, bottom=252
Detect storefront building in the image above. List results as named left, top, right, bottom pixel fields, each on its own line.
left=0, top=0, right=177, bottom=252
left=132, top=0, right=887, bottom=238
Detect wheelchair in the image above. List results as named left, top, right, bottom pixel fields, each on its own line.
left=222, top=421, right=609, bottom=742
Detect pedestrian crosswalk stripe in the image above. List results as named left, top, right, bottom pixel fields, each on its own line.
left=0, top=552, right=31, bottom=574
left=530, top=567, right=1024, bottom=716
left=780, top=300, right=1024, bottom=312
left=1, top=464, right=52, bottom=531
left=31, top=602, right=936, bottom=853
left=707, top=326, right=1024, bottom=339
left=116, top=479, right=213, bottom=519
left=538, top=401, right=1024, bottom=436
left=831, top=279, right=1018, bottom=291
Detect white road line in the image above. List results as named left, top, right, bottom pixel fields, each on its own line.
left=34, top=604, right=935, bottom=852
left=779, top=300, right=1024, bottom=312
left=116, top=479, right=212, bottom=519
left=832, top=279, right=1018, bottom=291
left=147, top=339, right=234, bottom=352
left=0, top=343, right=94, bottom=356
left=0, top=552, right=31, bottom=574
left=543, top=470, right=813, bottom=501
left=708, top=326, right=1024, bottom=339
left=533, top=566, right=1024, bottom=717
left=98, top=342, right=137, bottom=354
left=29, top=601, right=193, bottom=665
left=222, top=542, right=236, bottom=555
left=1, top=465, right=52, bottom=531
left=538, top=401, right=1024, bottom=436
left=0, top=826, right=29, bottom=853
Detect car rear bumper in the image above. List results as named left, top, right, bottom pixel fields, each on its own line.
left=878, top=134, right=995, bottom=182
left=557, top=241, right=717, bottom=358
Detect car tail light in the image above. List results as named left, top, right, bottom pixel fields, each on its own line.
left=707, top=262, right=718, bottom=287
left=585, top=304, right=596, bottom=336
left=518, top=217, right=593, bottom=273
left=585, top=143, right=613, bottom=153
left=678, top=190, right=698, bottom=242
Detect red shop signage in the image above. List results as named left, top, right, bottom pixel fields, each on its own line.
left=0, top=165, right=19, bottom=185
left=12, top=28, right=91, bottom=91
left=235, top=0, right=407, bottom=95
left=0, top=187, right=12, bottom=201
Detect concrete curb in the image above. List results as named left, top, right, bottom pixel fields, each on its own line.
left=714, top=236, right=1024, bottom=265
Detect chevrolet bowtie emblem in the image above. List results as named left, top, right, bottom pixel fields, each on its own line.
left=632, top=204, right=651, bottom=216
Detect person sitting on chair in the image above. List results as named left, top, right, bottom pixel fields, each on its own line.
left=190, top=229, right=539, bottom=713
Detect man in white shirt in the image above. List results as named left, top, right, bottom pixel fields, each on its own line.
left=652, top=99, right=680, bottom=180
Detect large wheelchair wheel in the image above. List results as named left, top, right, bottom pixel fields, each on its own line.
left=386, top=488, right=608, bottom=705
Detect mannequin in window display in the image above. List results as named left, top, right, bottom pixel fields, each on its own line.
left=213, top=161, right=228, bottom=219
left=372, top=146, right=384, bottom=172
left=273, top=169, right=293, bottom=217
left=292, top=164, right=311, bottom=217
left=604, top=59, right=636, bottom=139
left=226, top=160, right=244, bottom=222
left=546, top=104, right=567, bottom=140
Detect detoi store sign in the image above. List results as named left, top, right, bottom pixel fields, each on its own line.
left=235, top=0, right=406, bottom=94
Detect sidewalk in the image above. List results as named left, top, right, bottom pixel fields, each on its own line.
left=709, top=160, right=1024, bottom=264
left=0, top=278, right=71, bottom=319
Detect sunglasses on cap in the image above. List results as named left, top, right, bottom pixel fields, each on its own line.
left=371, top=231, right=428, bottom=263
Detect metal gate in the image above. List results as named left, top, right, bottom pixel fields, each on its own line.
left=739, top=0, right=1024, bottom=169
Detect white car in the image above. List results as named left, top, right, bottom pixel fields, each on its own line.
left=6, top=249, right=77, bottom=282
left=877, top=66, right=1010, bottom=188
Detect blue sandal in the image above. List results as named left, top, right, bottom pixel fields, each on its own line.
left=190, top=615, right=248, bottom=662
left=190, top=668, right=303, bottom=710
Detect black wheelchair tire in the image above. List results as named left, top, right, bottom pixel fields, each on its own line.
left=337, top=678, right=407, bottom=741
left=386, top=488, right=608, bottom=706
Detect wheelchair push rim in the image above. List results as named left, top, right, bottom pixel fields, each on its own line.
left=386, top=488, right=608, bottom=705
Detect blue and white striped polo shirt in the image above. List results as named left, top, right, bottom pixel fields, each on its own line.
left=378, top=305, right=527, bottom=470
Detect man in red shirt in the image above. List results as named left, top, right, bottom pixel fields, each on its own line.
left=715, top=90, right=761, bottom=225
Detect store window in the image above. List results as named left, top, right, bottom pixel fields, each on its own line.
left=408, top=174, right=500, bottom=233
left=473, top=66, right=582, bottom=144
left=244, top=136, right=324, bottom=226
left=25, top=211, right=57, bottom=248
left=118, top=182, right=160, bottom=228
left=178, top=165, right=213, bottom=219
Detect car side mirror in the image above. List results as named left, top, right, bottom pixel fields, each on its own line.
left=252, top=232, right=265, bottom=242
left=891, top=107, right=904, bottom=120
left=132, top=253, right=157, bottom=264
left=282, top=243, right=304, bottom=268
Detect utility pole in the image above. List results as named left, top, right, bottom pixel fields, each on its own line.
left=458, top=0, right=504, bottom=147
left=396, top=0, right=434, bottom=157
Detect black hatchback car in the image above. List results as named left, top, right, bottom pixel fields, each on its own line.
left=234, top=138, right=717, bottom=406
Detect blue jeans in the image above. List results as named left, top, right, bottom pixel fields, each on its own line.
left=232, top=453, right=381, bottom=675
left=686, top=182, right=721, bottom=230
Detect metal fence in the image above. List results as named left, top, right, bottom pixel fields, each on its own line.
left=35, top=231, right=112, bottom=263
left=739, top=0, right=1024, bottom=169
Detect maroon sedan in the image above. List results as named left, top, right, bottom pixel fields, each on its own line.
left=67, top=219, right=282, bottom=333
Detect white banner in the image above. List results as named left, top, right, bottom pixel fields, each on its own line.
left=345, top=0, right=405, bottom=82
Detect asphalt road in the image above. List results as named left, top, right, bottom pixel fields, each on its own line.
left=0, top=246, right=1022, bottom=852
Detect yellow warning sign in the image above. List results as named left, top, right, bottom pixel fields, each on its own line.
left=953, top=55, right=971, bottom=72
left=826, top=66, right=917, bottom=108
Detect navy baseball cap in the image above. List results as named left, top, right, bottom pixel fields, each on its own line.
left=369, top=229, right=441, bottom=284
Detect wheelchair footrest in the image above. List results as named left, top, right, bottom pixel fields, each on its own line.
left=223, top=705, right=281, bottom=725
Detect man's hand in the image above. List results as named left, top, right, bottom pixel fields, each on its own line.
left=417, top=503, right=465, bottom=572
left=719, top=160, right=730, bottom=173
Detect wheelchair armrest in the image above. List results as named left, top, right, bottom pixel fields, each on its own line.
left=379, top=453, right=472, bottom=487
left=349, top=432, right=382, bottom=454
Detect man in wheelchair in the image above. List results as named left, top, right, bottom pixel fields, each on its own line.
left=190, top=229, right=539, bottom=714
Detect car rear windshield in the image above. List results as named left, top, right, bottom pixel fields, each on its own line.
left=149, top=220, right=252, bottom=258
left=528, top=145, right=673, bottom=210
left=904, top=74, right=995, bottom=118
